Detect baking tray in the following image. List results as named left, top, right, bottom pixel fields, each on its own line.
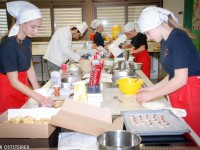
left=122, top=109, right=190, bottom=136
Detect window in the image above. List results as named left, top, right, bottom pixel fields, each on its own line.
left=36, top=8, right=51, bottom=37
left=96, top=6, right=125, bottom=35
left=54, top=7, right=83, bottom=30
left=94, top=2, right=159, bottom=35
left=128, top=5, right=155, bottom=22
left=0, top=8, right=8, bottom=38
left=36, top=6, right=83, bottom=38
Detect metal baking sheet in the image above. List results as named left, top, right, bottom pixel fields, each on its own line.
left=122, top=109, right=190, bottom=136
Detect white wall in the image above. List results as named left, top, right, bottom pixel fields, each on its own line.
left=163, top=0, right=184, bottom=26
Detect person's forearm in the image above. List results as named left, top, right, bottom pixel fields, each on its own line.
left=149, top=75, right=169, bottom=90
left=131, top=45, right=146, bottom=54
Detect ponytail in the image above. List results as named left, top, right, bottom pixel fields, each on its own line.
left=1, top=17, right=16, bottom=41
left=168, top=15, right=195, bottom=39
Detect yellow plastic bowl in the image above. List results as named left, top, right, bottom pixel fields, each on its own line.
left=116, top=78, right=144, bottom=94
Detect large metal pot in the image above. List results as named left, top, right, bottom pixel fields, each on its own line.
left=97, top=130, right=141, bottom=150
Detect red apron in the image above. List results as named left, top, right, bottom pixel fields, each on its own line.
left=133, top=50, right=151, bottom=78
left=0, top=72, right=29, bottom=114
left=169, top=76, right=200, bottom=138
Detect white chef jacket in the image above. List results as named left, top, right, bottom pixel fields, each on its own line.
left=43, top=26, right=81, bottom=67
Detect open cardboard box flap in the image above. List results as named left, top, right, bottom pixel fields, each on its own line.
left=49, top=99, right=123, bottom=136
left=0, top=111, right=56, bottom=138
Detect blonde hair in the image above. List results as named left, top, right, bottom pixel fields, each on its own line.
left=168, top=15, right=195, bottom=39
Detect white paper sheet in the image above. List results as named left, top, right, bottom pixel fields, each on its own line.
left=58, top=132, right=98, bottom=150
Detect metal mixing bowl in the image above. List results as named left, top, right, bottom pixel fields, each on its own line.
left=129, top=62, right=142, bottom=70
left=97, top=130, right=141, bottom=150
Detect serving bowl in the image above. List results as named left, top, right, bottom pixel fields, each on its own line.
left=116, top=77, right=144, bottom=94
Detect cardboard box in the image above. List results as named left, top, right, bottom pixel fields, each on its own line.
left=49, top=99, right=123, bottom=136
left=0, top=111, right=56, bottom=139
left=0, top=99, right=123, bottom=138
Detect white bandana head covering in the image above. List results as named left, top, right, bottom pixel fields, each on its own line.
left=76, top=22, right=88, bottom=36
left=124, top=22, right=140, bottom=32
left=6, top=1, right=42, bottom=37
left=138, top=6, right=178, bottom=33
left=90, top=19, right=102, bottom=29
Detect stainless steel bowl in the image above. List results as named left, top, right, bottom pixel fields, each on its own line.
left=129, top=62, right=142, bottom=70
left=112, top=70, right=135, bottom=77
left=112, top=76, right=135, bottom=85
left=112, top=70, right=136, bottom=84
left=134, top=63, right=142, bottom=70
left=97, top=130, right=141, bottom=150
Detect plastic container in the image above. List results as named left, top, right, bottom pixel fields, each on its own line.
left=61, top=64, right=67, bottom=72
left=90, top=33, right=95, bottom=41
left=61, top=64, right=67, bottom=78
left=92, top=55, right=99, bottom=66
left=112, top=25, right=121, bottom=40
left=51, top=71, right=61, bottom=88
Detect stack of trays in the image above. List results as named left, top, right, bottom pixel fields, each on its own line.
left=123, top=110, right=190, bottom=136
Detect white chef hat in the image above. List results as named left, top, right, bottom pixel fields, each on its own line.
left=138, top=6, right=178, bottom=33
left=6, top=1, right=42, bottom=37
left=124, top=22, right=140, bottom=32
left=90, top=19, right=102, bottom=30
left=76, top=22, right=88, bottom=36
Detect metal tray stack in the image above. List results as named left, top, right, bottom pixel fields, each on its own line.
left=122, top=110, right=190, bottom=136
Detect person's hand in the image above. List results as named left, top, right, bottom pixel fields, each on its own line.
left=130, top=47, right=135, bottom=54
left=40, top=97, right=54, bottom=107
left=122, top=44, right=132, bottom=49
left=138, top=86, right=153, bottom=92
left=104, top=45, right=109, bottom=51
left=136, top=90, right=153, bottom=104
left=121, top=45, right=127, bottom=49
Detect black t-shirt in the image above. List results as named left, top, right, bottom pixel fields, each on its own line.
left=131, top=32, right=148, bottom=49
left=93, top=32, right=104, bottom=47
left=161, top=28, right=200, bottom=79
left=0, top=36, right=32, bottom=74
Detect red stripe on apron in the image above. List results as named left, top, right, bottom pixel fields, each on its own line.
left=0, top=72, right=29, bottom=114
left=169, top=76, right=200, bottom=138
left=133, top=50, right=151, bottom=78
